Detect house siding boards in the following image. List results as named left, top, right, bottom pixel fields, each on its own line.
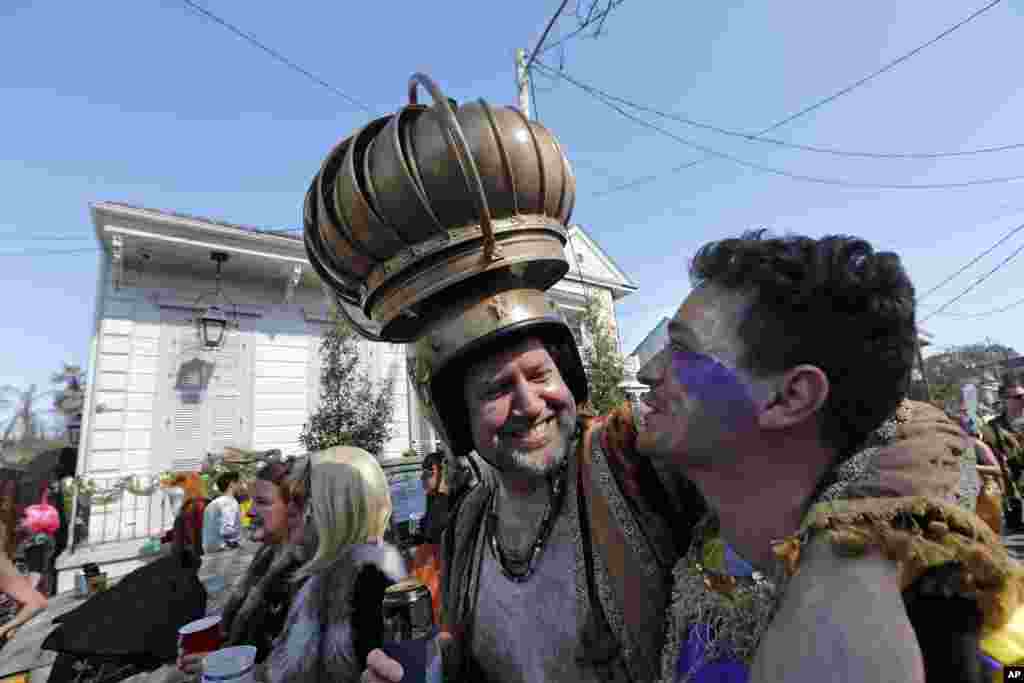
left=90, top=292, right=161, bottom=476
left=251, top=310, right=313, bottom=456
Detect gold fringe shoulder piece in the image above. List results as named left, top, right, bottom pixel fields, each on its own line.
left=782, top=496, right=1024, bottom=634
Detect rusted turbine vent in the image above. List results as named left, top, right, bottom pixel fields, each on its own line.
left=303, top=72, right=576, bottom=342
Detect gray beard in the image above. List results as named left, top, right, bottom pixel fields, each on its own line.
left=502, top=414, right=576, bottom=477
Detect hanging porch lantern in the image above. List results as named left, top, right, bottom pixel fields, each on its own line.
left=194, top=252, right=238, bottom=350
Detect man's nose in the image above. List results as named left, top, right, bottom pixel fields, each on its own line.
left=637, top=348, right=667, bottom=387
left=510, top=376, right=544, bottom=417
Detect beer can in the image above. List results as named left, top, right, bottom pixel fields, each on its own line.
left=381, top=579, right=434, bottom=642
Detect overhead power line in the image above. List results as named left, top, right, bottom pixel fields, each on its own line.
left=919, top=227, right=1024, bottom=322
left=937, top=294, right=1024, bottom=319
left=0, top=248, right=99, bottom=257
left=544, top=72, right=1024, bottom=160
left=534, top=62, right=1024, bottom=191
left=525, top=0, right=572, bottom=73
left=0, top=235, right=94, bottom=242
left=917, top=220, right=1024, bottom=301
left=179, top=0, right=375, bottom=115
left=551, top=0, right=1005, bottom=197
left=761, top=0, right=1003, bottom=132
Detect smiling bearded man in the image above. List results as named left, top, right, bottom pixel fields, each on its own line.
left=362, top=285, right=705, bottom=683
left=636, top=230, right=1024, bottom=683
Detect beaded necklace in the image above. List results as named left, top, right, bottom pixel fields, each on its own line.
left=485, top=458, right=569, bottom=583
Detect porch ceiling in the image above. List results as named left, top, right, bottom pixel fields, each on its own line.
left=91, top=202, right=321, bottom=287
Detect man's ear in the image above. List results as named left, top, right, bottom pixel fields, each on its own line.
left=758, top=365, right=829, bottom=431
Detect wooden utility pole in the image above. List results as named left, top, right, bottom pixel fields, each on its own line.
left=515, top=48, right=531, bottom=119
left=916, top=336, right=933, bottom=403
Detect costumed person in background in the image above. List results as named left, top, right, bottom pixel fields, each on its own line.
left=981, top=371, right=1024, bottom=532
left=176, top=459, right=311, bottom=677
left=0, top=518, right=48, bottom=643
left=162, top=472, right=208, bottom=564
left=418, top=450, right=449, bottom=545
left=336, top=73, right=702, bottom=683
left=962, top=410, right=1005, bottom=535
left=268, top=447, right=406, bottom=683
left=18, top=484, right=61, bottom=597
left=638, top=231, right=1024, bottom=683
left=203, top=472, right=243, bottom=554
left=410, top=451, right=448, bottom=625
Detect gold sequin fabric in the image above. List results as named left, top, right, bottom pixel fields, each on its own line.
left=660, top=516, right=787, bottom=683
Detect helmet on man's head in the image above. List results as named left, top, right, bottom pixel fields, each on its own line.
left=407, top=286, right=588, bottom=458
left=302, top=72, right=584, bottom=459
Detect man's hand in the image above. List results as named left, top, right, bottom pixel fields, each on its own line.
left=361, top=631, right=452, bottom=683
left=177, top=652, right=208, bottom=676
left=362, top=649, right=404, bottom=683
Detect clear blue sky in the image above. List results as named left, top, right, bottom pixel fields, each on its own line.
left=2, top=0, right=1023, bottom=400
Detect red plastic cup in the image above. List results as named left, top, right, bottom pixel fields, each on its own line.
left=178, top=616, right=223, bottom=656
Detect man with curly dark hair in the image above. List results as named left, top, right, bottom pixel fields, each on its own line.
left=638, top=230, right=1022, bottom=683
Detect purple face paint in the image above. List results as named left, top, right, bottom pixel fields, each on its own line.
left=671, top=350, right=760, bottom=434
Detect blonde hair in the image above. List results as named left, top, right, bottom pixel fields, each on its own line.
left=295, top=446, right=392, bottom=580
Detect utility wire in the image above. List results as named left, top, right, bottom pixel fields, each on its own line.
left=764, top=0, right=1003, bottom=131
left=919, top=230, right=1024, bottom=322
left=0, top=248, right=99, bottom=257
left=530, top=67, right=541, bottom=121
left=916, top=220, right=1024, bottom=301
left=534, top=62, right=1024, bottom=191
left=525, top=0, right=572, bottom=72
left=179, top=0, right=375, bottom=115
left=543, top=69, right=1024, bottom=160
left=555, top=0, right=1005, bottom=197
left=0, top=235, right=94, bottom=242
left=937, top=294, right=1024, bottom=319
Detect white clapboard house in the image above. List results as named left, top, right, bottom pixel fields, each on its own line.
left=59, top=201, right=636, bottom=583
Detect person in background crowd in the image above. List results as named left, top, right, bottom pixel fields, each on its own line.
left=418, top=451, right=449, bottom=545
left=409, top=451, right=448, bottom=626
left=963, top=414, right=1007, bottom=535
left=161, top=473, right=208, bottom=562
left=203, top=472, right=243, bottom=554
left=269, top=447, right=406, bottom=683
left=0, top=519, right=48, bottom=643
left=981, top=371, right=1024, bottom=532
left=176, top=459, right=310, bottom=676
left=45, top=479, right=69, bottom=597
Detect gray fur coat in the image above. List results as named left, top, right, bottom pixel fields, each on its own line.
left=267, top=543, right=406, bottom=683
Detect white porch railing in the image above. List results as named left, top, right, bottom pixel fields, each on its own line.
left=69, top=474, right=177, bottom=553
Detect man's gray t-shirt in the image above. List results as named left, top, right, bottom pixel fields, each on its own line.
left=470, top=470, right=622, bottom=683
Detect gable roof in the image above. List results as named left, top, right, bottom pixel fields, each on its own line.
left=563, top=224, right=638, bottom=294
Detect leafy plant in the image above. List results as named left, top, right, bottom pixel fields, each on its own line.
left=299, top=309, right=395, bottom=456
left=578, top=291, right=627, bottom=415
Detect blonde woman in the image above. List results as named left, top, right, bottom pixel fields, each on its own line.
left=269, top=447, right=407, bottom=683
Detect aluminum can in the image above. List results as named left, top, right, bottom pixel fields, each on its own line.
left=381, top=579, right=434, bottom=642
